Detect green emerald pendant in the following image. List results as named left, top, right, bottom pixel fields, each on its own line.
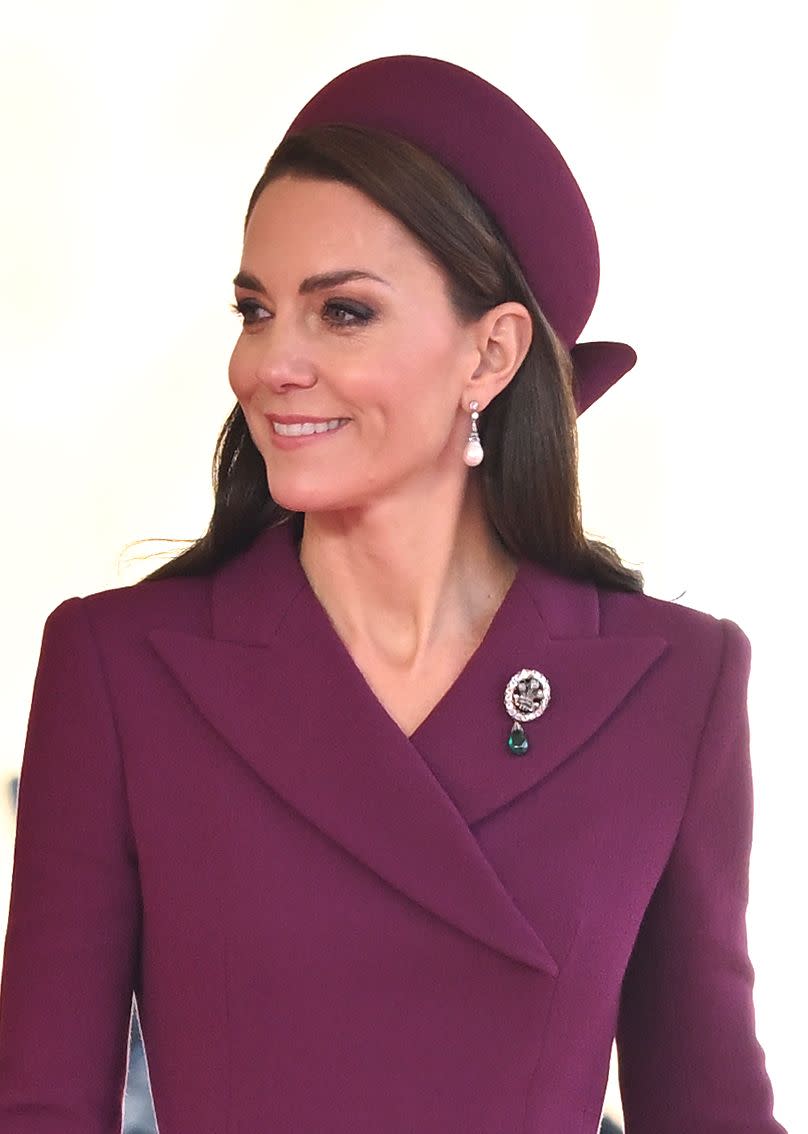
left=507, top=721, right=529, bottom=755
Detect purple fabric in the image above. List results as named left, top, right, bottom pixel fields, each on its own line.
left=0, top=522, right=786, bottom=1132
left=284, top=55, right=638, bottom=414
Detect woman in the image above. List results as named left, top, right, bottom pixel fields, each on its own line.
left=0, top=54, right=786, bottom=1133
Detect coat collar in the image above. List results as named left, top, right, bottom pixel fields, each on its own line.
left=148, top=521, right=667, bottom=977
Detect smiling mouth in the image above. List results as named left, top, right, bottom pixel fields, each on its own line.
left=271, top=418, right=349, bottom=437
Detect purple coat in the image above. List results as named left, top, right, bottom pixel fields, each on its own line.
left=0, top=521, right=786, bottom=1133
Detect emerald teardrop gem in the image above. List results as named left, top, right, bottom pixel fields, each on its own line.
left=507, top=723, right=529, bottom=755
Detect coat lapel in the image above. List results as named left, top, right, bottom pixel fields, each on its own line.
left=408, top=562, right=667, bottom=825
left=148, top=522, right=666, bottom=977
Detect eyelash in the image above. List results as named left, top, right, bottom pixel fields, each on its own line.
left=231, top=297, right=376, bottom=328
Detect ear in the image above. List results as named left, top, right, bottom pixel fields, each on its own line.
left=465, top=302, right=533, bottom=408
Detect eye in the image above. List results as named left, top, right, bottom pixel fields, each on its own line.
left=323, top=299, right=376, bottom=327
left=231, top=298, right=269, bottom=325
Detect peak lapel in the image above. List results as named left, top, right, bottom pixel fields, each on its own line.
left=148, top=525, right=667, bottom=979
left=410, top=564, right=668, bottom=825
left=148, top=525, right=557, bottom=975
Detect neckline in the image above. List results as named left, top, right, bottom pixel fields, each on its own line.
left=212, top=518, right=600, bottom=652
left=294, top=546, right=527, bottom=742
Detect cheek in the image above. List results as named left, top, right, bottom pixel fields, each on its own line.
left=389, top=344, right=462, bottom=423
left=376, top=337, right=455, bottom=411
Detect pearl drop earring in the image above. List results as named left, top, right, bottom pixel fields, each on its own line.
left=463, top=400, right=484, bottom=467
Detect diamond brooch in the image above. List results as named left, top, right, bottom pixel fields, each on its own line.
left=504, top=668, right=551, bottom=755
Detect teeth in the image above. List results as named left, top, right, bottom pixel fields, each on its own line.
left=273, top=418, right=346, bottom=437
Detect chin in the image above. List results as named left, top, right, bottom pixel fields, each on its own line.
left=263, top=454, right=416, bottom=515
left=265, top=473, right=353, bottom=515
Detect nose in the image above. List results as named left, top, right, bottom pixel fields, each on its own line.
left=255, top=346, right=317, bottom=394
left=235, top=315, right=318, bottom=395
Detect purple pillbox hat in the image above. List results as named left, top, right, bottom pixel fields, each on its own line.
left=284, top=54, right=637, bottom=414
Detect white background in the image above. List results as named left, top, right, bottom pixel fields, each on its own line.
left=1, top=1, right=803, bottom=1127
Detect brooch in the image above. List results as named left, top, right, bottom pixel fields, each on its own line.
left=504, top=669, right=551, bottom=755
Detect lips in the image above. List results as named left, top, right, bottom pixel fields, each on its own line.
left=271, top=418, right=347, bottom=436
left=265, top=414, right=351, bottom=447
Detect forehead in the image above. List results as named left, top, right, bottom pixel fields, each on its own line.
left=242, top=175, right=437, bottom=279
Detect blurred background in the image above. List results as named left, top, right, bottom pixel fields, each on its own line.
left=1, top=1, right=803, bottom=1129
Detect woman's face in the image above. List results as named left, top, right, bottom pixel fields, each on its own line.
left=228, top=174, right=484, bottom=515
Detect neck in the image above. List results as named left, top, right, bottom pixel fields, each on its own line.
left=298, top=474, right=517, bottom=670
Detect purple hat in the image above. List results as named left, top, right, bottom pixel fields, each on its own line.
left=284, top=54, right=636, bottom=414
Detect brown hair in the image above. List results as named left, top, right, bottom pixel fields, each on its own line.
left=145, top=124, right=642, bottom=591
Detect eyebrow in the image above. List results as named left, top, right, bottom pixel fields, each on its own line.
left=232, top=268, right=392, bottom=294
